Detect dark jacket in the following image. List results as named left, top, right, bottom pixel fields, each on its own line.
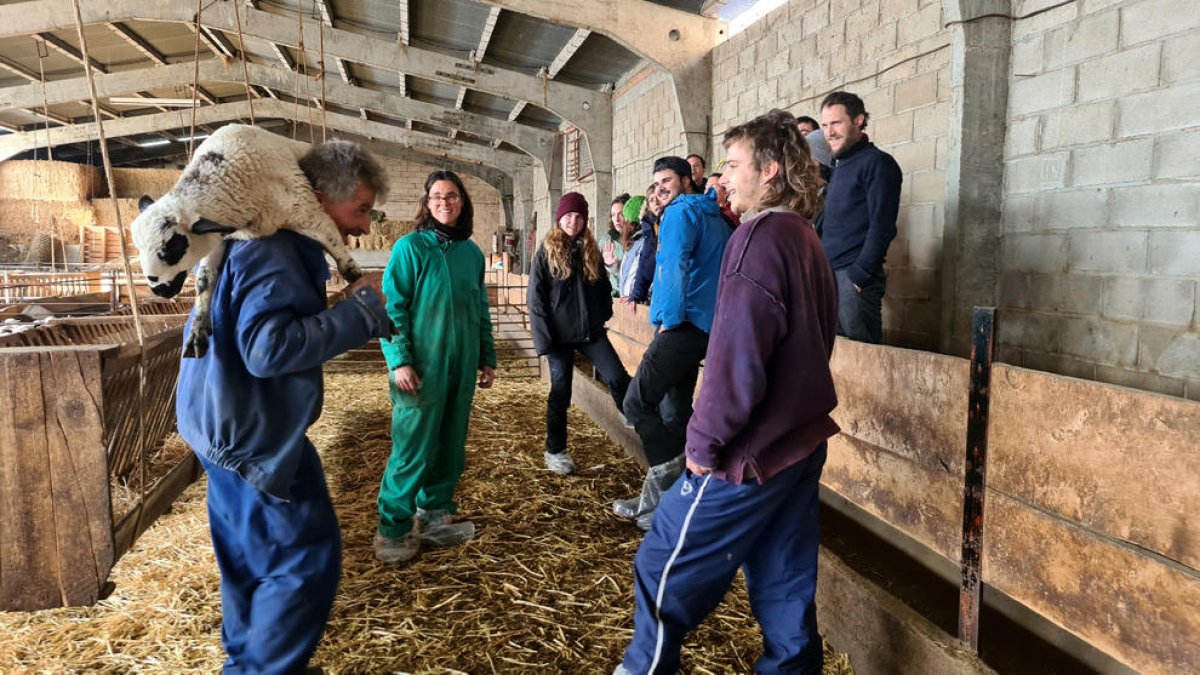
left=527, top=242, right=614, bottom=355
left=176, top=231, right=390, bottom=499
left=686, top=208, right=840, bottom=484
left=629, top=213, right=658, bottom=303
left=820, top=136, right=903, bottom=287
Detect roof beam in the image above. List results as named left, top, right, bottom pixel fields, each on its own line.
left=547, top=28, right=589, bottom=80
left=38, top=32, right=105, bottom=74
left=0, top=100, right=539, bottom=171
left=472, top=6, right=502, bottom=63
left=506, top=100, right=526, bottom=122
left=0, top=60, right=555, bottom=159
left=472, top=0, right=723, bottom=72
left=398, top=0, right=409, bottom=46
left=107, top=23, right=219, bottom=105
left=0, top=1, right=606, bottom=128
left=107, top=21, right=165, bottom=65
left=196, top=24, right=238, bottom=59
left=270, top=42, right=295, bottom=71
left=0, top=54, right=38, bottom=82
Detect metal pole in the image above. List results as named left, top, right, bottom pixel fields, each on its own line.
left=958, top=306, right=996, bottom=650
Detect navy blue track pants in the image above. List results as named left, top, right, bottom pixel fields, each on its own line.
left=619, top=443, right=827, bottom=674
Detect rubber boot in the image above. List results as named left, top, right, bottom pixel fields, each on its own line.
left=612, top=454, right=685, bottom=522
left=416, top=508, right=476, bottom=547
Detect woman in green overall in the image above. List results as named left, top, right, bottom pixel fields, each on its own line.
left=375, top=170, right=497, bottom=565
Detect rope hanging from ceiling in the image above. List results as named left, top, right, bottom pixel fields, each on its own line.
left=232, top=0, right=256, bottom=125
left=70, top=0, right=149, bottom=530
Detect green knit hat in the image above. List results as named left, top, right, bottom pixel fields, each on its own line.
left=622, top=195, right=645, bottom=223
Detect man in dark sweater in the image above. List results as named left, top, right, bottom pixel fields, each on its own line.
left=820, top=90, right=903, bottom=344
left=614, top=110, right=839, bottom=674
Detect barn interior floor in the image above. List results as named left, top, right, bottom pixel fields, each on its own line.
left=0, top=370, right=854, bottom=673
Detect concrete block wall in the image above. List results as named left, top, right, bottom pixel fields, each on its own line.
left=1002, top=0, right=1200, bottom=399
left=710, top=0, right=953, bottom=350
left=376, top=156, right=503, bottom=255
left=612, top=65, right=687, bottom=198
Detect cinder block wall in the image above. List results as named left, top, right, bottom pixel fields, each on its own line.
left=377, top=157, right=503, bottom=254
left=1001, top=0, right=1200, bottom=398
left=612, top=66, right=688, bottom=198
left=711, top=0, right=952, bottom=350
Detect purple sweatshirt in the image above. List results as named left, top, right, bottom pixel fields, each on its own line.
left=685, top=207, right=840, bottom=484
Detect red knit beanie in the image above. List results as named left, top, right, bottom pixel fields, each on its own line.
left=555, top=191, right=589, bottom=223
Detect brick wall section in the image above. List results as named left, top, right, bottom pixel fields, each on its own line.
left=1002, top=0, right=1200, bottom=399
left=376, top=157, right=503, bottom=255
left=710, top=0, right=952, bottom=350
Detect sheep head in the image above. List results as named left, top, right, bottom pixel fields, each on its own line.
left=131, top=194, right=235, bottom=298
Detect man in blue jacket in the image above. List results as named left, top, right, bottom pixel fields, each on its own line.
left=615, top=109, right=839, bottom=675
left=176, top=139, right=391, bottom=674
left=614, top=156, right=731, bottom=530
left=820, top=90, right=903, bottom=344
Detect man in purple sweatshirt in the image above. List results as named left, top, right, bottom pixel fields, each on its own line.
left=614, top=109, right=840, bottom=674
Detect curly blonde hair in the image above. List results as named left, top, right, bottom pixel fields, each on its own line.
left=543, top=221, right=603, bottom=284
left=722, top=109, right=824, bottom=219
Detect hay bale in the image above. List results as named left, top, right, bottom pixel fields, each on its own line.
left=108, top=168, right=180, bottom=199
left=90, top=198, right=143, bottom=229
left=0, top=160, right=102, bottom=201
left=0, top=199, right=93, bottom=243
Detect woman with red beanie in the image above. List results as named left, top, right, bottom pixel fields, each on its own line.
left=527, top=192, right=631, bottom=475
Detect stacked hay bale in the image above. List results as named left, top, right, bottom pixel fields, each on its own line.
left=86, top=167, right=181, bottom=263
left=348, top=216, right=412, bottom=251
left=0, top=160, right=100, bottom=256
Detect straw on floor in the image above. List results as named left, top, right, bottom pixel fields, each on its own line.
left=0, top=369, right=853, bottom=674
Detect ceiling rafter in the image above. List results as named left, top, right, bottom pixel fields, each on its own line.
left=106, top=22, right=219, bottom=105
left=194, top=24, right=238, bottom=59
left=38, top=32, right=105, bottom=74
left=547, top=28, right=590, bottom=80
left=0, top=60, right=556, bottom=160
left=0, top=55, right=38, bottom=82
left=506, top=100, right=526, bottom=122
left=0, top=2, right=607, bottom=131
left=505, top=28, right=586, bottom=126
left=0, top=100, right=539, bottom=170
left=270, top=42, right=295, bottom=71
left=451, top=5, right=502, bottom=137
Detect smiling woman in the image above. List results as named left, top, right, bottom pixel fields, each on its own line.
left=374, top=169, right=497, bottom=566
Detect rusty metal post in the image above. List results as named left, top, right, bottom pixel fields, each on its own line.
left=958, top=306, right=995, bottom=650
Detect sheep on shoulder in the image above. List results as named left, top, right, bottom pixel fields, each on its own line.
left=132, top=124, right=373, bottom=358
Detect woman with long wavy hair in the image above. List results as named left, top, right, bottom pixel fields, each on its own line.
left=374, top=170, right=497, bottom=565
left=527, top=192, right=631, bottom=475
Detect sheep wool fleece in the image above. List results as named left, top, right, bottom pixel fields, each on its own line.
left=378, top=229, right=497, bottom=538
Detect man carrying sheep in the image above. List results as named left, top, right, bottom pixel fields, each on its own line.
left=175, top=136, right=392, bottom=673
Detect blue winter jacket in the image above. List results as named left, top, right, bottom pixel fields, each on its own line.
left=176, top=231, right=390, bottom=499
left=649, top=192, right=731, bottom=333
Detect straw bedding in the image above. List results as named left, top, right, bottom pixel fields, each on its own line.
left=0, top=368, right=853, bottom=674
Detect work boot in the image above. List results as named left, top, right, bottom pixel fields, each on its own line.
left=416, top=508, right=476, bottom=547
left=374, top=532, right=420, bottom=564
left=612, top=454, right=685, bottom=521
left=544, top=450, right=577, bottom=475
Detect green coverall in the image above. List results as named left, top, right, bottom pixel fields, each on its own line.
left=378, top=229, right=497, bottom=538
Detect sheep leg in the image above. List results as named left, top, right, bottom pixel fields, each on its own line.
left=286, top=207, right=364, bottom=285
left=183, top=240, right=226, bottom=359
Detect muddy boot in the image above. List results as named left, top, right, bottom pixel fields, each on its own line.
left=612, top=454, right=685, bottom=522
left=416, top=508, right=476, bottom=547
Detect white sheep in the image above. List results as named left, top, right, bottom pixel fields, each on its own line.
left=131, top=124, right=364, bottom=358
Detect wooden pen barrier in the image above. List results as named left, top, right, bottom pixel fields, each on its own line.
left=605, top=303, right=1200, bottom=673
left=0, top=314, right=194, bottom=611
